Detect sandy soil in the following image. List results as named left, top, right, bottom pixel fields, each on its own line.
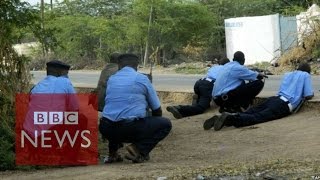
left=1, top=96, right=320, bottom=180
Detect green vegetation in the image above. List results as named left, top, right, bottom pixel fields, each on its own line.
left=17, top=0, right=320, bottom=69
left=1, top=0, right=36, bottom=170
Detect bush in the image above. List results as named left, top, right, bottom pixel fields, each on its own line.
left=0, top=0, right=38, bottom=170
left=0, top=44, right=31, bottom=170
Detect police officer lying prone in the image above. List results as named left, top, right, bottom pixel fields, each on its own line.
left=166, top=57, right=230, bottom=119
left=204, top=62, right=314, bottom=131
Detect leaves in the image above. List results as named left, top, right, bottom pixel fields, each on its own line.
left=26, top=0, right=317, bottom=67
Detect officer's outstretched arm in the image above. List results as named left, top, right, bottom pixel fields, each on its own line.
left=305, top=94, right=314, bottom=100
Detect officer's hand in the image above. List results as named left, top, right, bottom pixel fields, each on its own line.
left=257, top=73, right=268, bottom=80
left=152, top=107, right=162, bottom=117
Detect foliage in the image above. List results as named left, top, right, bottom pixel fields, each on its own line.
left=23, top=0, right=318, bottom=68
left=28, top=0, right=218, bottom=67
left=0, top=0, right=35, bottom=170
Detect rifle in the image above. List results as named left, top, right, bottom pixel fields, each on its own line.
left=142, top=62, right=153, bottom=83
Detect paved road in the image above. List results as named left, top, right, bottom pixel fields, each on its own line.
left=31, top=71, right=320, bottom=96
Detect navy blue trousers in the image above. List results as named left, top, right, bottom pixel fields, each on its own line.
left=99, top=116, right=172, bottom=156
left=178, top=79, right=213, bottom=117
left=214, top=80, right=264, bottom=111
left=232, top=96, right=291, bottom=127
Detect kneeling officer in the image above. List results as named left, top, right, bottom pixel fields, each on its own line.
left=99, top=53, right=172, bottom=163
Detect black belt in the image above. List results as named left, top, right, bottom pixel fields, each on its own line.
left=100, top=117, right=141, bottom=125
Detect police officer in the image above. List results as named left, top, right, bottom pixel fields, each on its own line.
left=30, top=60, right=75, bottom=94
left=99, top=53, right=172, bottom=163
left=24, top=60, right=85, bottom=165
left=90, top=53, right=119, bottom=111
left=212, top=51, right=266, bottom=113
left=204, top=62, right=314, bottom=131
left=166, top=57, right=230, bottom=119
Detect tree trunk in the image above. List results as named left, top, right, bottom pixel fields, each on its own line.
left=143, top=4, right=153, bottom=67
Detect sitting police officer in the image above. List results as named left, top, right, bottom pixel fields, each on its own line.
left=212, top=51, right=267, bottom=113
left=24, top=60, right=85, bottom=164
left=30, top=60, right=75, bottom=94
left=166, top=57, right=230, bottom=119
left=204, top=62, right=314, bottom=131
left=99, top=53, right=172, bottom=163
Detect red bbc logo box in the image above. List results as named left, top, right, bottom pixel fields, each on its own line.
left=15, top=93, right=98, bottom=166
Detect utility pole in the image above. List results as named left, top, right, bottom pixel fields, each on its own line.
left=40, top=0, right=45, bottom=58
left=143, top=4, right=153, bottom=67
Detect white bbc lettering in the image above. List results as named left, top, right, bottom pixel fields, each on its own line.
left=81, top=130, right=91, bottom=148
left=54, top=130, right=79, bottom=147
left=34, top=112, right=48, bottom=125
left=21, top=130, right=38, bottom=147
left=41, top=130, right=52, bottom=148
left=21, top=130, right=91, bottom=148
left=64, top=112, right=78, bottom=125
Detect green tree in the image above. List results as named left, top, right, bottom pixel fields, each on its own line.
left=0, top=0, right=37, bottom=170
left=129, top=0, right=218, bottom=64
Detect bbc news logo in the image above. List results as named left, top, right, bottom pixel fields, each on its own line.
left=21, top=111, right=90, bottom=149
left=15, top=94, right=98, bottom=165
left=34, top=111, right=79, bottom=125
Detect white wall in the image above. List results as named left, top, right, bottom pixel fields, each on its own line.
left=225, top=14, right=281, bottom=65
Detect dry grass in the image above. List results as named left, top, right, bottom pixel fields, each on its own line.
left=278, top=23, right=320, bottom=70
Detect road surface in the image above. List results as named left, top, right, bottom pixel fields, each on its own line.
left=31, top=71, right=320, bottom=96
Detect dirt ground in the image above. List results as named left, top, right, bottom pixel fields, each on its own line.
left=1, top=94, right=320, bottom=180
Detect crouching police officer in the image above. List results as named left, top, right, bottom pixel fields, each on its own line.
left=99, top=53, right=172, bottom=163
left=212, top=51, right=267, bottom=113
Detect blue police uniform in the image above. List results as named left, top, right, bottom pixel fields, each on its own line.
left=277, top=71, right=313, bottom=109
left=207, top=65, right=223, bottom=80
left=102, top=67, right=160, bottom=121
left=99, top=66, right=172, bottom=159
left=167, top=65, right=224, bottom=118
left=24, top=75, right=79, bottom=134
left=212, top=61, right=264, bottom=112
left=23, top=61, right=87, bottom=165
left=225, top=70, right=313, bottom=127
left=31, top=75, right=76, bottom=94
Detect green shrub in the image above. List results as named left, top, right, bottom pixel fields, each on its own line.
left=0, top=0, right=36, bottom=170
left=0, top=47, right=31, bottom=170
